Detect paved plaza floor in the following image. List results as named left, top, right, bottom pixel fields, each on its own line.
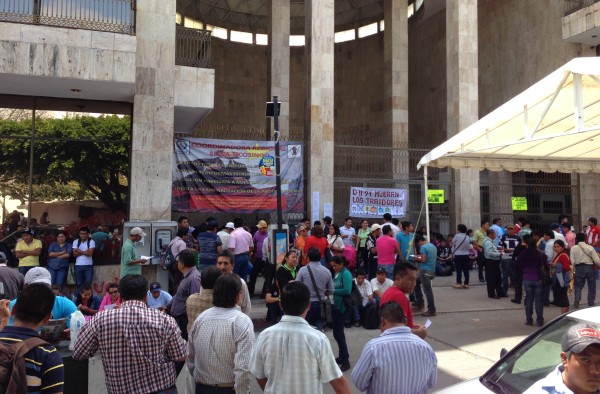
left=86, top=271, right=592, bottom=393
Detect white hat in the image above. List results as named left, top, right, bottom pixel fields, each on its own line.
left=370, top=223, right=382, bottom=232
left=24, top=267, right=52, bottom=286
left=225, top=222, right=235, bottom=229
left=129, top=227, right=147, bottom=237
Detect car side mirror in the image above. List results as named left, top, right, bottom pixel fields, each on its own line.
left=500, top=348, right=508, bottom=358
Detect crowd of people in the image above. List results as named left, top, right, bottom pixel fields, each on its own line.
left=2, top=211, right=600, bottom=393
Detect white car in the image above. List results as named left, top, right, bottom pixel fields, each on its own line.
left=436, top=306, right=600, bottom=393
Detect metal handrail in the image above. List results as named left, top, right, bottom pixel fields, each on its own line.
left=175, top=25, right=212, bottom=68
left=564, top=0, right=600, bottom=16
left=0, top=0, right=136, bottom=35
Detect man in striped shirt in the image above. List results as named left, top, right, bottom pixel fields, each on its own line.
left=351, top=302, right=437, bottom=394
left=0, top=283, right=64, bottom=393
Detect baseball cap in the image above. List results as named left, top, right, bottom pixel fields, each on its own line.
left=562, top=323, right=600, bottom=353
left=24, top=267, right=52, bottom=286
left=225, top=222, right=235, bottom=229
left=149, top=281, right=162, bottom=292
left=550, top=223, right=560, bottom=230
left=0, top=252, right=6, bottom=262
left=377, top=267, right=387, bottom=274
left=505, top=225, right=514, bottom=230
left=129, top=227, right=147, bottom=237
left=257, top=220, right=268, bottom=229
left=370, top=223, right=382, bottom=232
left=297, top=224, right=307, bottom=232
left=21, top=228, right=36, bottom=236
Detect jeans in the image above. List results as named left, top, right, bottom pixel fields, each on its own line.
left=353, top=299, right=376, bottom=321
left=74, top=265, right=94, bottom=291
left=513, top=267, right=523, bottom=302
left=416, top=270, right=436, bottom=312
left=233, top=253, right=249, bottom=282
left=477, top=252, right=486, bottom=281
left=501, top=258, right=513, bottom=295
left=332, top=306, right=350, bottom=364
left=377, top=264, right=394, bottom=280
left=151, top=386, right=178, bottom=394
left=306, top=301, right=324, bottom=330
left=47, top=265, right=69, bottom=287
left=574, top=264, right=596, bottom=306
left=454, top=255, right=470, bottom=285
left=486, top=259, right=502, bottom=297
left=248, top=259, right=275, bottom=297
left=524, top=280, right=543, bottom=326
left=367, top=257, right=378, bottom=280
left=18, top=266, right=36, bottom=276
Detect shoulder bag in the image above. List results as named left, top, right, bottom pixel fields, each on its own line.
left=537, top=251, right=550, bottom=285
left=307, top=265, right=332, bottom=324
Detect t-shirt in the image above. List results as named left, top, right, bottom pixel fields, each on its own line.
left=16, top=239, right=43, bottom=267
left=9, top=295, right=77, bottom=328
left=197, top=231, right=222, bottom=266
left=0, top=326, right=64, bottom=393
left=473, top=229, right=487, bottom=248
left=419, top=243, right=437, bottom=272
left=379, top=286, right=413, bottom=328
left=339, top=226, right=356, bottom=247
left=146, top=290, right=173, bottom=309
left=376, top=236, right=398, bottom=265
left=396, top=232, right=415, bottom=260
left=452, top=233, right=471, bottom=256
left=357, top=228, right=370, bottom=248
left=120, top=238, right=141, bottom=278
left=370, top=277, right=393, bottom=297
left=253, top=231, right=269, bottom=260
left=0, top=266, right=24, bottom=299
left=73, top=238, right=96, bottom=266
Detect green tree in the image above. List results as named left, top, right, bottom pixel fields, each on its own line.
left=0, top=115, right=130, bottom=212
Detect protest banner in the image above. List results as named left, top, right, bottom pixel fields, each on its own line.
left=349, top=187, right=406, bottom=217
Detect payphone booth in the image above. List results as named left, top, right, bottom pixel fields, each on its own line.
left=268, top=224, right=288, bottom=265
left=123, top=221, right=177, bottom=290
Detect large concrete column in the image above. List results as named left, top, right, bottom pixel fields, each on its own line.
left=129, top=1, right=176, bottom=220
left=305, top=0, right=334, bottom=221
left=447, top=0, right=480, bottom=228
left=579, top=174, right=600, bottom=226
left=384, top=0, right=409, bottom=216
left=267, top=0, right=290, bottom=139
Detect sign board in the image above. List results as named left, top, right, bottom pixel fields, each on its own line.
left=172, top=138, right=304, bottom=213
left=349, top=187, right=406, bottom=217
left=427, top=189, right=445, bottom=204
left=511, top=197, right=528, bottom=211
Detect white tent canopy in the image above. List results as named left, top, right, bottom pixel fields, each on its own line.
left=418, top=57, right=600, bottom=173
left=417, top=57, right=600, bottom=238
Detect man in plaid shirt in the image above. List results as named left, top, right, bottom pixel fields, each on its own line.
left=73, top=275, right=186, bottom=394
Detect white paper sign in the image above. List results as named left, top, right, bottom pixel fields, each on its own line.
left=323, top=203, right=333, bottom=218
left=311, top=192, right=320, bottom=224
left=349, top=187, right=406, bottom=217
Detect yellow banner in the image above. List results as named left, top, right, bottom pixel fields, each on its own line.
left=511, top=197, right=527, bottom=211
left=427, top=189, right=445, bottom=204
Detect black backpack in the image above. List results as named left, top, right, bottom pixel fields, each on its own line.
left=0, top=337, right=49, bottom=394
left=361, top=302, right=380, bottom=330
left=160, top=243, right=176, bottom=271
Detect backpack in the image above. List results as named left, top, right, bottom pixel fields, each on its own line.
left=361, top=302, right=380, bottom=330
left=160, top=243, right=176, bottom=271
left=0, top=337, right=49, bottom=394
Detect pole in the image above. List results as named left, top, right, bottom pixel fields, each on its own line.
left=273, top=96, right=283, bottom=229
left=424, top=165, right=430, bottom=241
left=27, top=100, right=36, bottom=228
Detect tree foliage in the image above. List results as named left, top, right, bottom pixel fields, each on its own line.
left=0, top=115, right=130, bottom=212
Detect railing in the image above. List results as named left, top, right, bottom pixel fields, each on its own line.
left=176, top=25, right=211, bottom=68
left=564, top=0, right=600, bottom=16
left=0, top=0, right=135, bottom=34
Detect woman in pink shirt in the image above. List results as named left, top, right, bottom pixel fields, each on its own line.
left=99, top=283, right=121, bottom=311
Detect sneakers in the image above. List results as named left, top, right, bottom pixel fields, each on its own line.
left=354, top=321, right=361, bottom=328
left=462, top=284, right=470, bottom=289
left=510, top=299, right=521, bottom=304
left=421, top=310, right=436, bottom=317
left=452, top=284, right=463, bottom=289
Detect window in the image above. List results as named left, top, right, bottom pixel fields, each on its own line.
left=184, top=17, right=203, bottom=30
left=334, top=29, right=355, bottom=43
left=290, top=35, right=305, bottom=46
left=379, top=20, right=384, bottom=31
left=230, top=30, right=253, bottom=44
left=206, top=25, right=228, bottom=39
left=358, top=22, right=378, bottom=38
left=256, top=34, right=268, bottom=45
left=176, top=13, right=182, bottom=25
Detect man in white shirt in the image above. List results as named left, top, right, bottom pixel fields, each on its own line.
left=73, top=226, right=95, bottom=293
left=382, top=213, right=400, bottom=238
left=217, top=222, right=235, bottom=247
left=339, top=217, right=356, bottom=248
left=370, top=268, right=393, bottom=302
left=187, top=274, right=255, bottom=394
left=353, top=270, right=374, bottom=327
left=550, top=223, right=567, bottom=245
left=250, top=281, right=352, bottom=394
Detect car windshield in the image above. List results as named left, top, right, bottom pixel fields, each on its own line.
left=481, top=316, right=583, bottom=394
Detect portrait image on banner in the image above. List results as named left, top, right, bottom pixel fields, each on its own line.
left=349, top=187, right=406, bottom=217
left=172, top=138, right=304, bottom=213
